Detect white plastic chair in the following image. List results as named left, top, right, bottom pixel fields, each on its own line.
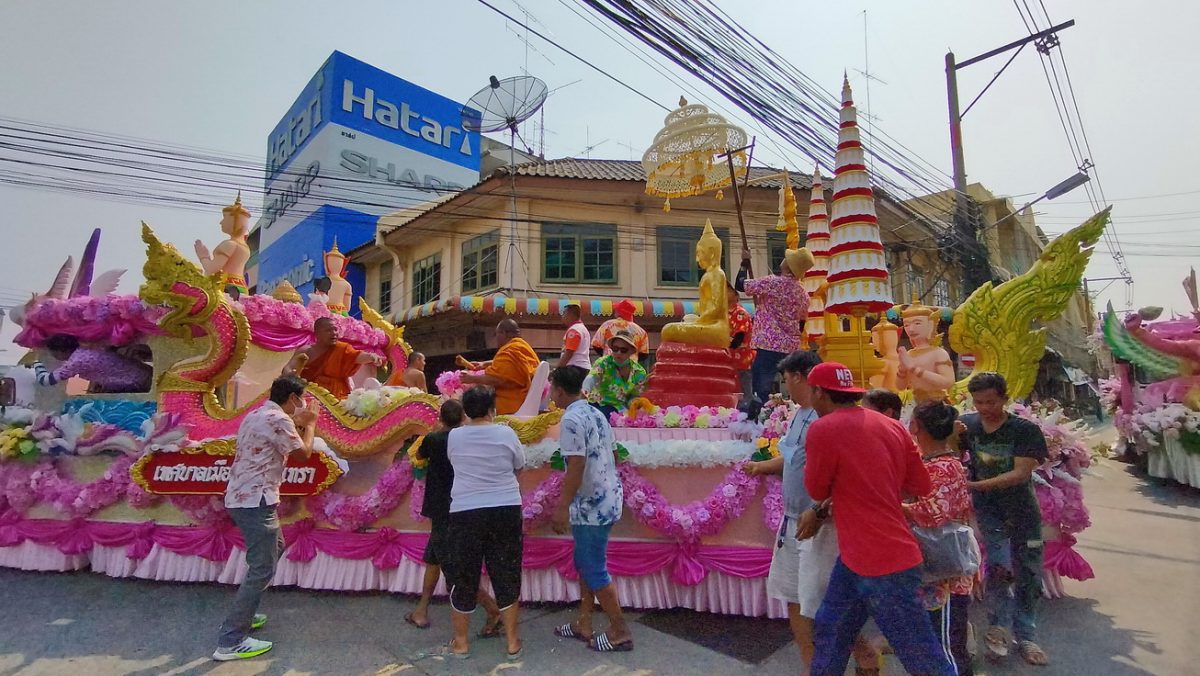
left=515, top=361, right=551, bottom=417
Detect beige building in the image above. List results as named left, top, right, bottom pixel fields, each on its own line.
left=348, top=157, right=950, bottom=375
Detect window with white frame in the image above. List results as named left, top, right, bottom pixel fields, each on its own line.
left=932, top=277, right=952, bottom=307
left=461, top=231, right=498, bottom=293
left=412, top=253, right=441, bottom=306
left=378, top=260, right=393, bottom=314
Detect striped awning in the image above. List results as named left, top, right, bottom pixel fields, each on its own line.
left=396, top=294, right=755, bottom=323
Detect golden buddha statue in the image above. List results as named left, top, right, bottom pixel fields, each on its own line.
left=896, top=301, right=955, bottom=401
left=195, top=192, right=252, bottom=294
left=323, top=239, right=353, bottom=315
left=661, top=220, right=731, bottom=347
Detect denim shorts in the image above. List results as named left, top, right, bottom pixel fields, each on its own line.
left=571, top=523, right=614, bottom=590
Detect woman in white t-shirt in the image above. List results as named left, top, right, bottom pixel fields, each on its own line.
left=441, top=385, right=525, bottom=660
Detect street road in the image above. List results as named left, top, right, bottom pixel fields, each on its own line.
left=1, top=458, right=1196, bottom=675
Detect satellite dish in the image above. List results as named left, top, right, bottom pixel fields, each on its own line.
left=461, top=75, right=548, bottom=293
left=462, top=75, right=548, bottom=134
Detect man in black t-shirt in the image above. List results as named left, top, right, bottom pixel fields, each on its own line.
left=404, top=400, right=501, bottom=634
left=960, top=373, right=1050, bottom=667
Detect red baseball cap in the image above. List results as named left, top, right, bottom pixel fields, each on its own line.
left=806, top=362, right=865, bottom=394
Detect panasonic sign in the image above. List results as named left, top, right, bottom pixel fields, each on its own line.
left=254, top=51, right=480, bottom=309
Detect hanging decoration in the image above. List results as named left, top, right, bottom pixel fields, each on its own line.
left=643, top=97, right=748, bottom=211
left=803, top=164, right=832, bottom=339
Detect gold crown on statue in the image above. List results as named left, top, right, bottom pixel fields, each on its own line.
left=900, top=296, right=939, bottom=319
left=222, top=191, right=251, bottom=217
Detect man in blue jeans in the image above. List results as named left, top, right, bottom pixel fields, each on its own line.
left=802, top=362, right=954, bottom=676
left=213, top=375, right=317, bottom=661
left=960, top=372, right=1050, bottom=666
left=550, top=365, right=632, bottom=652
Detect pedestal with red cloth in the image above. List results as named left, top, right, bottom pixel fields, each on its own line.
left=641, top=342, right=741, bottom=408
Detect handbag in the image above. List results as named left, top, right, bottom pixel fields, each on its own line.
left=911, top=521, right=981, bottom=581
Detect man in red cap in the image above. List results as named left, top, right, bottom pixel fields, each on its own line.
left=592, top=299, right=649, bottom=359
left=801, top=362, right=954, bottom=676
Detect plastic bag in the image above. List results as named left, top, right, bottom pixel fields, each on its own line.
left=912, top=522, right=981, bottom=581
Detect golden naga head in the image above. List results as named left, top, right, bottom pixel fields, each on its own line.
left=696, top=219, right=723, bottom=270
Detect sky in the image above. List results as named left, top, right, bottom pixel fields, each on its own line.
left=1, top=0, right=1195, bottom=360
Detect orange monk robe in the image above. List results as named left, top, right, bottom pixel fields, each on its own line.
left=487, top=337, right=540, bottom=415
left=300, top=341, right=363, bottom=399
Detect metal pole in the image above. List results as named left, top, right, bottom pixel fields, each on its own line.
left=946, top=51, right=968, bottom=230
left=724, top=152, right=749, bottom=249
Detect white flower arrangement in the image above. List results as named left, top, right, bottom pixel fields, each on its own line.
left=521, top=438, right=754, bottom=469
left=343, top=385, right=425, bottom=418
left=1127, top=403, right=1200, bottom=447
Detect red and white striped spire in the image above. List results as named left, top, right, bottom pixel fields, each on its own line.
left=824, top=74, right=892, bottom=315
left=802, top=163, right=830, bottom=338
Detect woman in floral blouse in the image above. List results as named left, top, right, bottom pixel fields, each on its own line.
left=587, top=331, right=648, bottom=418
left=904, top=400, right=977, bottom=676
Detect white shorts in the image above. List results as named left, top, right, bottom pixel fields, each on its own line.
left=767, top=517, right=840, bottom=616
left=766, top=517, right=803, bottom=605
left=795, top=520, right=840, bottom=618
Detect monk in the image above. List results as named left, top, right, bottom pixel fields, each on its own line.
left=288, top=317, right=383, bottom=399
left=387, top=352, right=427, bottom=391
left=460, top=319, right=540, bottom=415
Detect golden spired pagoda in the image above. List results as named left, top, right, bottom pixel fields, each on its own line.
left=802, top=164, right=831, bottom=344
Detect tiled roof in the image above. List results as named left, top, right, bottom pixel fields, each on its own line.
left=494, top=157, right=820, bottom=190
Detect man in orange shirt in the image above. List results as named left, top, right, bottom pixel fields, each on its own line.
left=288, top=317, right=383, bottom=399
left=461, top=319, right=540, bottom=415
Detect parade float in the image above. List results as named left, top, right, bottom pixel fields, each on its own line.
left=0, top=77, right=1106, bottom=616
left=1102, top=271, right=1200, bottom=489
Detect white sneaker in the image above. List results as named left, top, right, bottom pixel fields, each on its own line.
left=212, top=637, right=274, bottom=661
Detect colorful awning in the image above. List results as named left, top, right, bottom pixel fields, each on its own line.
left=396, top=294, right=755, bottom=323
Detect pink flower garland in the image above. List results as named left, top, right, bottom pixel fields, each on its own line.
left=0, top=456, right=137, bottom=518
left=761, top=477, right=784, bottom=533
left=305, top=458, right=414, bottom=531
left=618, top=462, right=762, bottom=542
left=238, top=294, right=389, bottom=350
left=521, top=472, right=565, bottom=532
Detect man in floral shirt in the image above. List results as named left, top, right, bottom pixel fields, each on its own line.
left=736, top=248, right=812, bottom=402
left=214, top=375, right=317, bottom=662
left=592, top=299, right=649, bottom=359
left=551, top=365, right=631, bottom=652
left=587, top=331, right=648, bottom=417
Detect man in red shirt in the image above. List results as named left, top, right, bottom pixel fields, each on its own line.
left=802, top=362, right=954, bottom=676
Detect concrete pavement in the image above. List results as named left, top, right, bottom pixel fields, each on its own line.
left=0, top=458, right=1196, bottom=675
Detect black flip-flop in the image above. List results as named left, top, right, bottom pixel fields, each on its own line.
left=590, top=632, right=634, bottom=652
left=554, top=623, right=591, bottom=642
left=403, top=612, right=430, bottom=630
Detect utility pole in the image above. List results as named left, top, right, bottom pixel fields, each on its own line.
left=946, top=19, right=1075, bottom=293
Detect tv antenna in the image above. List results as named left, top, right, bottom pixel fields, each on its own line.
left=462, top=75, right=548, bottom=292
